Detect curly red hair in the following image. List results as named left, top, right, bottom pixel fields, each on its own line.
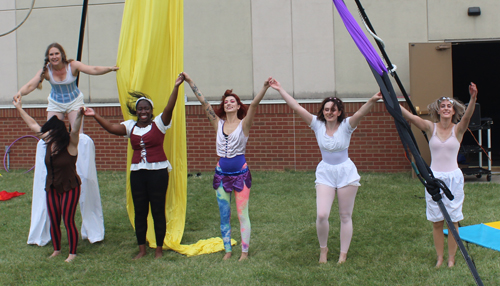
left=214, top=90, right=248, bottom=120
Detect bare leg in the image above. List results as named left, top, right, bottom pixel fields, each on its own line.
left=65, top=254, right=77, bottom=262
left=336, top=185, right=358, bottom=264
left=448, top=222, right=459, bottom=267
left=433, top=221, right=445, bottom=268
left=67, top=110, right=84, bottom=133
left=223, top=252, right=232, bottom=260
left=316, top=184, right=336, bottom=263
left=155, top=246, right=163, bottom=259
left=47, top=111, right=65, bottom=121
left=133, top=244, right=147, bottom=260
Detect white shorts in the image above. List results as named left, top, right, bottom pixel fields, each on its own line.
left=425, top=168, right=464, bottom=222
left=47, top=92, right=84, bottom=113
left=315, top=158, right=361, bottom=189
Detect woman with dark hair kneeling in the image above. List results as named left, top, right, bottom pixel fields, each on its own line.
left=83, top=74, right=185, bottom=259
left=182, top=72, right=270, bottom=261
left=269, top=78, right=381, bottom=264
left=13, top=97, right=84, bottom=263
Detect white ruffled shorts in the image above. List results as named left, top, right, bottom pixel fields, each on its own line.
left=315, top=158, right=361, bottom=189
left=425, top=168, right=464, bottom=223
left=47, top=92, right=84, bottom=113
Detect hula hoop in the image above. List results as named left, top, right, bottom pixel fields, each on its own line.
left=3, top=135, right=40, bottom=173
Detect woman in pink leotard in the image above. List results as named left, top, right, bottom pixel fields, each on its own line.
left=400, top=82, right=478, bottom=268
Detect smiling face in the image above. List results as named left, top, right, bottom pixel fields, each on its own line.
left=224, top=96, right=240, bottom=113
left=322, top=101, right=341, bottom=122
left=136, top=100, right=153, bottom=125
left=438, top=99, right=455, bottom=120
left=48, top=47, right=63, bottom=66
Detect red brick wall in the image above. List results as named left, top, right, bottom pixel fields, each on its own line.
left=0, top=102, right=410, bottom=173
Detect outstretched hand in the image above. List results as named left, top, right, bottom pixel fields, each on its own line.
left=263, top=77, right=271, bottom=89
left=12, top=96, right=22, bottom=109
left=175, top=73, right=185, bottom=87
left=13, top=94, right=21, bottom=102
left=469, top=82, right=478, bottom=100
left=269, top=78, right=281, bottom=90
left=111, top=66, right=119, bottom=72
left=372, top=91, right=383, bottom=101
left=83, top=107, right=96, bottom=117
left=181, top=72, right=192, bottom=84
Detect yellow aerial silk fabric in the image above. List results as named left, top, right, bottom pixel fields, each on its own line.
left=116, top=0, right=234, bottom=256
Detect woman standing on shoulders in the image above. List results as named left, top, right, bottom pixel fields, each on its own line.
left=13, top=96, right=84, bottom=263
left=14, top=42, right=118, bottom=127
left=182, top=72, right=270, bottom=261
left=83, top=74, right=185, bottom=259
left=400, top=83, right=477, bottom=268
left=269, top=78, right=382, bottom=264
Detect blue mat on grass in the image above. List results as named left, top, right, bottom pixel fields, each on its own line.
left=444, top=224, right=500, bottom=252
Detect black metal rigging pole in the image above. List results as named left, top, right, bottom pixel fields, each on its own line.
left=76, top=0, right=89, bottom=87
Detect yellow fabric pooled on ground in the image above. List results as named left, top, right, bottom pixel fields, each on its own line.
left=116, top=0, right=234, bottom=256
left=484, top=221, right=500, bottom=230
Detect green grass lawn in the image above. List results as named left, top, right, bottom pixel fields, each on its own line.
left=0, top=170, right=498, bottom=285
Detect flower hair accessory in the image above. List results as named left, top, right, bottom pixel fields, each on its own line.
left=135, top=97, right=154, bottom=108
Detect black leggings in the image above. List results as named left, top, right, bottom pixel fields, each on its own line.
left=130, top=168, right=169, bottom=246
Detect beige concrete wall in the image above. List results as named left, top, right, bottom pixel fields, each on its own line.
left=2, top=0, right=500, bottom=106
left=428, top=0, right=500, bottom=41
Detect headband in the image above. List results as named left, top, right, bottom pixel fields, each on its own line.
left=135, top=97, right=154, bottom=108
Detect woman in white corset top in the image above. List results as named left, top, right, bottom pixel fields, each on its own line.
left=400, top=82, right=478, bottom=268
left=269, top=77, right=382, bottom=264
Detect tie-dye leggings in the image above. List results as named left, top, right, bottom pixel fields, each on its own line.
left=215, top=183, right=251, bottom=253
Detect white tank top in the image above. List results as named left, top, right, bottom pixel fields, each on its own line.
left=429, top=123, right=460, bottom=172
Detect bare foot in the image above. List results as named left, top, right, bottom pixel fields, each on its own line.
left=319, top=247, right=328, bottom=264
left=65, top=254, right=77, bottom=263
left=133, top=245, right=147, bottom=260
left=448, top=257, right=455, bottom=268
left=239, top=252, right=248, bottom=261
left=337, top=252, right=347, bottom=264
left=155, top=247, right=163, bottom=259
left=49, top=251, right=61, bottom=258
left=223, top=252, right=232, bottom=260
left=435, top=256, right=444, bottom=268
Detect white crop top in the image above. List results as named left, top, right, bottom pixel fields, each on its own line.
left=216, top=119, right=248, bottom=158
left=309, top=115, right=356, bottom=165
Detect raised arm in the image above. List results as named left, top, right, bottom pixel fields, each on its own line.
left=67, top=108, right=84, bottom=155
left=12, top=97, right=45, bottom=138
left=399, top=103, right=433, bottom=134
left=13, top=69, right=45, bottom=101
left=70, top=61, right=119, bottom=76
left=269, top=78, right=313, bottom=125
left=349, top=92, right=383, bottom=128
left=161, top=74, right=185, bottom=126
left=456, top=82, right=478, bottom=137
left=182, top=72, right=219, bottom=131
left=83, top=108, right=127, bottom=136
left=242, top=77, right=271, bottom=136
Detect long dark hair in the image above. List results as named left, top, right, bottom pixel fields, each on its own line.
left=317, top=97, right=345, bottom=123
left=40, top=116, right=70, bottom=154
left=38, top=43, right=73, bottom=89
left=214, top=90, right=248, bottom=120
left=126, top=91, right=154, bottom=119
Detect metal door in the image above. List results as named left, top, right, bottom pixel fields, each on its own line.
left=409, top=42, right=453, bottom=164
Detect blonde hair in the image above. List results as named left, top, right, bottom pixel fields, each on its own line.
left=427, top=97, right=466, bottom=124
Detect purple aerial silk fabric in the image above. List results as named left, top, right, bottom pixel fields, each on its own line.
left=332, top=0, right=387, bottom=75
